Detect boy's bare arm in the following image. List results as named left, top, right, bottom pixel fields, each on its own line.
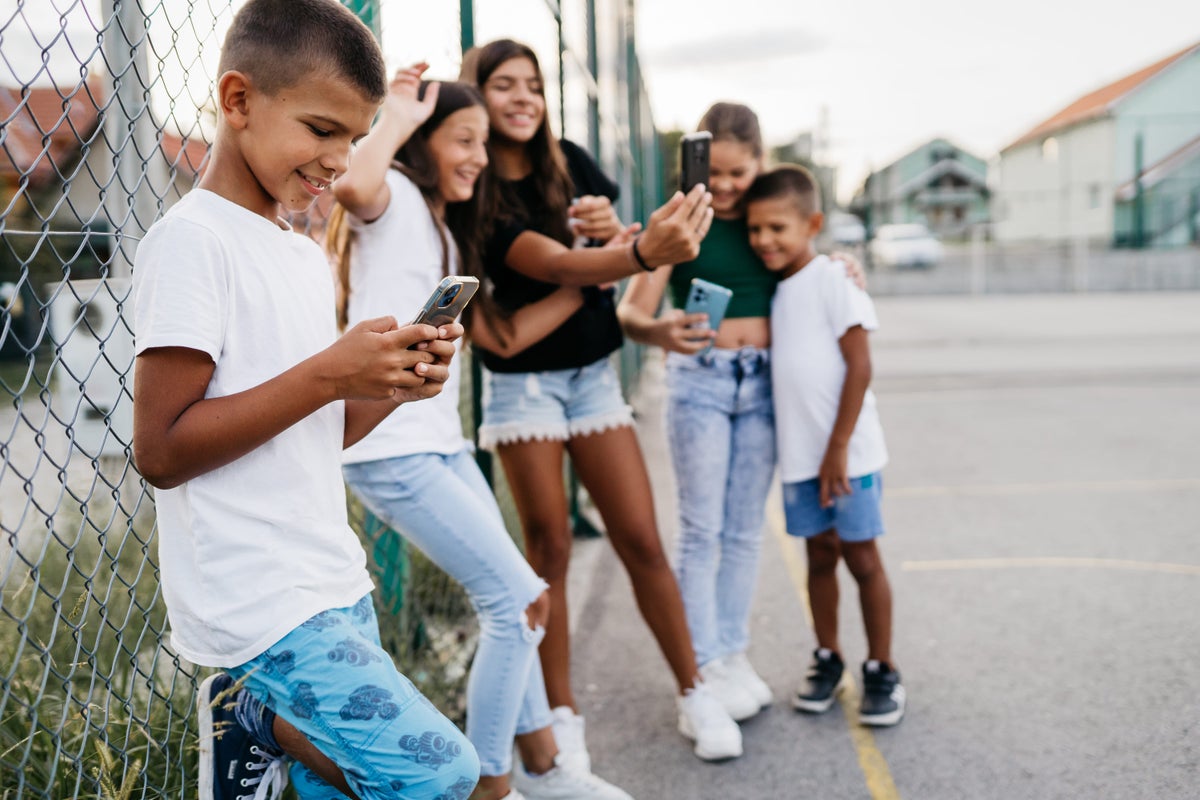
left=818, top=325, right=873, bottom=508
left=133, top=318, right=441, bottom=489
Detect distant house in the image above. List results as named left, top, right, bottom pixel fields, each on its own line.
left=849, top=137, right=989, bottom=240
left=1, top=77, right=209, bottom=276
left=993, top=40, right=1200, bottom=247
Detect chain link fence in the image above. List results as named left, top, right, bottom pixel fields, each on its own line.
left=0, top=1, right=661, bottom=796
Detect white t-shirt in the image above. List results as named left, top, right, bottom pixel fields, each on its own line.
left=770, top=254, right=888, bottom=483
left=342, top=170, right=467, bottom=464
left=132, top=189, right=373, bottom=668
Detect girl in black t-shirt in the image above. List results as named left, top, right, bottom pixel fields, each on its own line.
left=461, top=38, right=745, bottom=765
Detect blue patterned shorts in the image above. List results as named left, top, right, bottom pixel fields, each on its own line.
left=227, top=595, right=479, bottom=800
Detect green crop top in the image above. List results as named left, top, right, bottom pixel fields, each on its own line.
left=668, top=216, right=778, bottom=318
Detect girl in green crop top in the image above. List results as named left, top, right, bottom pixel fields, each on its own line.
left=618, top=102, right=863, bottom=735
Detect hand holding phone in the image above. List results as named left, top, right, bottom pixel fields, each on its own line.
left=410, top=276, right=480, bottom=328
left=682, top=278, right=732, bottom=355
left=680, top=131, right=712, bottom=193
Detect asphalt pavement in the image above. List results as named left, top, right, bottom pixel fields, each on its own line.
left=565, top=291, right=1200, bottom=800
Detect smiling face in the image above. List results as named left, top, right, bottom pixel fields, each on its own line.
left=426, top=105, right=489, bottom=206
left=229, top=70, right=378, bottom=219
left=708, top=139, right=760, bottom=218
left=480, top=56, right=545, bottom=145
left=746, top=195, right=823, bottom=277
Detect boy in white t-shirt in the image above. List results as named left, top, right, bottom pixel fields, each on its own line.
left=131, top=2, right=479, bottom=798
left=745, top=165, right=905, bottom=727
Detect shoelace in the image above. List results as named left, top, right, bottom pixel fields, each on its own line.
left=236, top=745, right=288, bottom=800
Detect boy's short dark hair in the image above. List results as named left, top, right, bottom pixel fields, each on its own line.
left=745, top=164, right=822, bottom=218
left=219, top=0, right=386, bottom=103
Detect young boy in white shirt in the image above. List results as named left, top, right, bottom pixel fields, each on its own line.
left=745, top=165, right=905, bottom=727
left=131, top=1, right=480, bottom=797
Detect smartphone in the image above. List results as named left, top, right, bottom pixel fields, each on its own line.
left=683, top=278, right=732, bottom=355
left=680, top=131, right=712, bottom=193
left=410, top=276, right=479, bottom=328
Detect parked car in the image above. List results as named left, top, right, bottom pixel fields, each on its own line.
left=868, top=223, right=943, bottom=269
left=828, top=212, right=866, bottom=246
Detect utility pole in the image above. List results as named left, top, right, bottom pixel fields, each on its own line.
left=101, top=0, right=159, bottom=277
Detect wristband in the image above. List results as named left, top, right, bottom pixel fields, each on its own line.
left=631, top=236, right=654, bottom=272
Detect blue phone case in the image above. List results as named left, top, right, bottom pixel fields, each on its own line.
left=683, top=278, right=733, bottom=354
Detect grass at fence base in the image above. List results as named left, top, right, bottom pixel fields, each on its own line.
left=1, top=489, right=481, bottom=799
left=0, top=504, right=199, bottom=799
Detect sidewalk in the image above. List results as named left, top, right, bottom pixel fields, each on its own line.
left=564, top=292, right=1200, bottom=800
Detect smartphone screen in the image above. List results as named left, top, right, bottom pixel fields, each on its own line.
left=681, top=132, right=712, bottom=193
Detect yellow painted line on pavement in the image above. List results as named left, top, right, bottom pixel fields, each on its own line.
left=902, top=557, right=1200, bottom=575
left=768, top=502, right=901, bottom=800
left=888, top=477, right=1200, bottom=498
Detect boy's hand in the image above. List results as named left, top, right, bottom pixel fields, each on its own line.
left=323, top=317, right=440, bottom=401
left=652, top=308, right=716, bottom=354
left=569, top=195, right=624, bottom=242
left=818, top=445, right=852, bottom=509
left=393, top=322, right=464, bottom=403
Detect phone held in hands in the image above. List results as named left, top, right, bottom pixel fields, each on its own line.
left=680, top=131, right=712, bottom=193
left=683, top=278, right=732, bottom=355
left=410, top=276, right=480, bottom=328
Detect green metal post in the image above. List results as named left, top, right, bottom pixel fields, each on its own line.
left=460, top=0, right=475, bottom=50
left=457, top=0, right=491, bottom=483
left=1133, top=132, right=1145, bottom=249
left=341, top=0, right=381, bottom=38
left=557, top=6, right=567, bottom=135
left=1190, top=189, right=1199, bottom=245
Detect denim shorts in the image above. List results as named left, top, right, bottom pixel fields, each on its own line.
left=478, top=357, right=633, bottom=451
left=782, top=472, right=885, bottom=541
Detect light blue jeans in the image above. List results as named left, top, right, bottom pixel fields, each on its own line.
left=343, top=450, right=552, bottom=777
left=666, top=347, right=776, bottom=667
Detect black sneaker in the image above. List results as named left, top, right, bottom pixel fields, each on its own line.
left=198, top=673, right=289, bottom=800
left=859, top=660, right=906, bottom=726
left=792, top=648, right=845, bottom=713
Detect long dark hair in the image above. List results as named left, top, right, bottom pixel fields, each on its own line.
left=328, top=81, right=491, bottom=329
left=461, top=38, right=575, bottom=249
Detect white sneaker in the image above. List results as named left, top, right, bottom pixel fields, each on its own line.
left=723, top=652, right=772, bottom=708
left=677, top=682, right=743, bottom=761
left=549, top=705, right=591, bottom=773
left=512, top=754, right=634, bottom=800
left=698, top=659, right=761, bottom=721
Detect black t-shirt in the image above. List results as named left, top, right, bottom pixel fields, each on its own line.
left=477, top=139, right=624, bottom=373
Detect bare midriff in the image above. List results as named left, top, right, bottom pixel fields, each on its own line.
left=714, top=316, right=770, bottom=350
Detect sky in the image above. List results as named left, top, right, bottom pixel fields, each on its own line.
left=7, top=0, right=1200, bottom=204
left=636, top=0, right=1200, bottom=201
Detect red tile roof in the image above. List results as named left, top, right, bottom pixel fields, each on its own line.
left=1004, top=40, right=1200, bottom=152
left=1, top=77, right=105, bottom=190
left=1, top=77, right=209, bottom=192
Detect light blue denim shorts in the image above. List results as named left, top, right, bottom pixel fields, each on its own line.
left=782, top=472, right=885, bottom=541
left=227, top=595, right=479, bottom=799
left=478, top=357, right=633, bottom=451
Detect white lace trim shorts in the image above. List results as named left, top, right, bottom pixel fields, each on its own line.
left=478, top=356, right=634, bottom=451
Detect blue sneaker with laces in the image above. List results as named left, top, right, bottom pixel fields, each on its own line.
left=198, top=673, right=289, bottom=800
